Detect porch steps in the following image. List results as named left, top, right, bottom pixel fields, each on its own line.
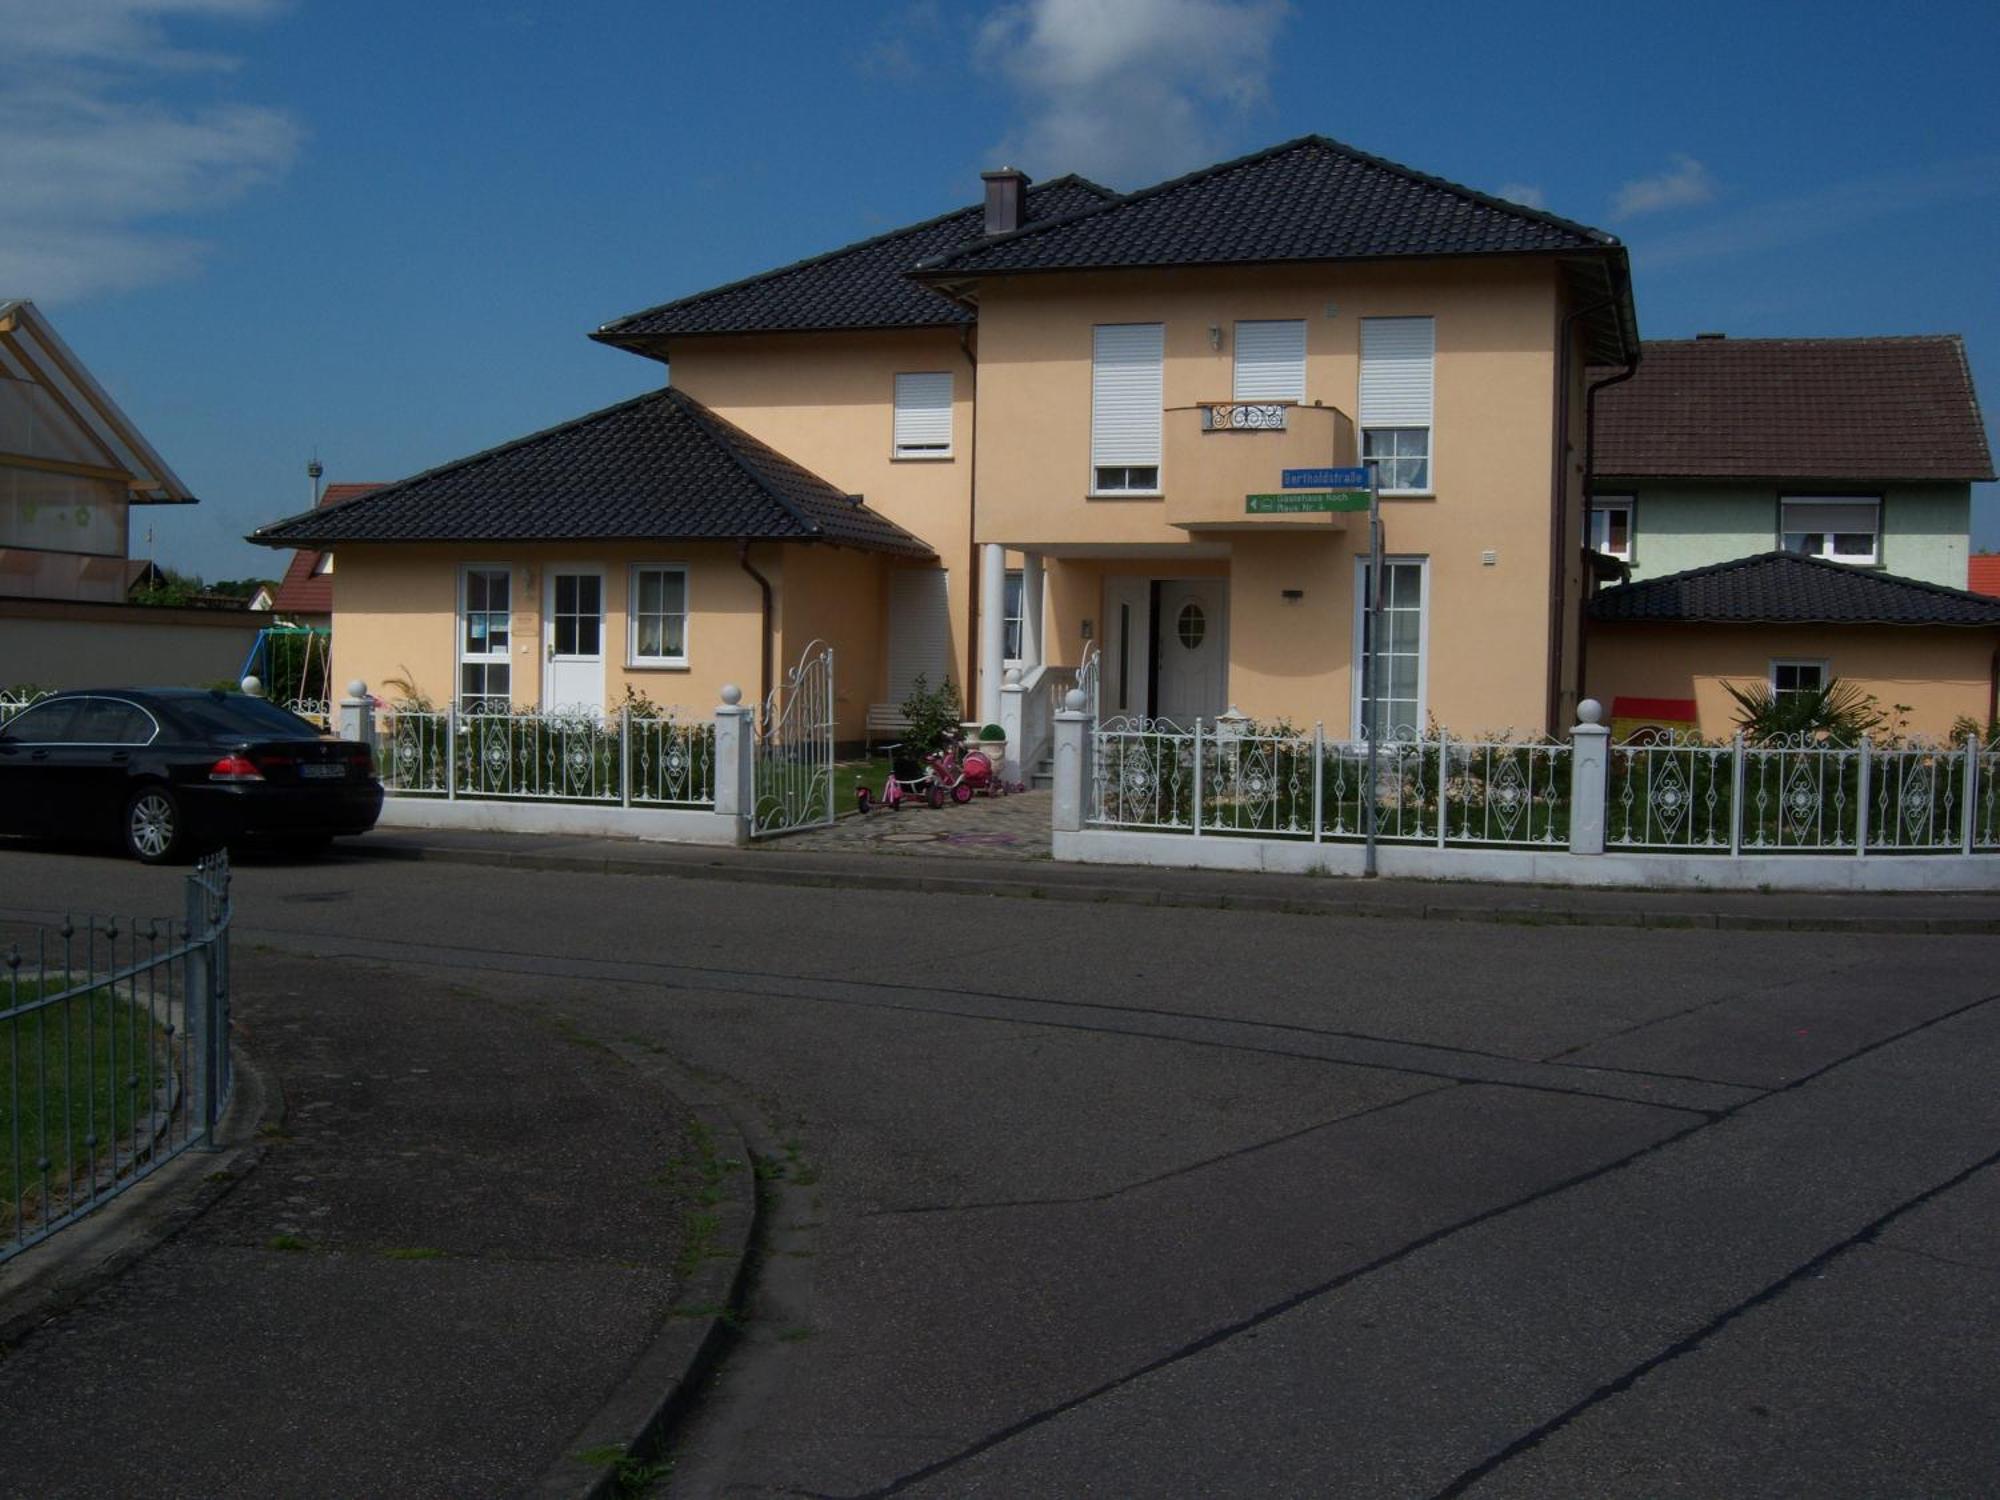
left=1031, top=757, right=1054, bottom=791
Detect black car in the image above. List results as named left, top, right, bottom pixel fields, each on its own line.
left=0, top=689, right=383, bottom=863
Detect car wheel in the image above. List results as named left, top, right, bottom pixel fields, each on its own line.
left=124, top=784, right=183, bottom=864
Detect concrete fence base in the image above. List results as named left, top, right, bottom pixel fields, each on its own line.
left=376, top=796, right=744, bottom=845
left=1053, top=828, right=2000, bottom=892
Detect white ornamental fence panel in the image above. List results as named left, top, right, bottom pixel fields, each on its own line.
left=752, top=642, right=836, bottom=838
left=375, top=706, right=715, bottom=808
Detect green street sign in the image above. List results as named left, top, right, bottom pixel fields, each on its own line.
left=1245, top=490, right=1371, bottom=514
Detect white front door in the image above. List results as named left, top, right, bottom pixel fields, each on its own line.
left=1100, top=576, right=1152, bottom=720
left=543, top=569, right=606, bottom=715
left=1155, top=579, right=1227, bottom=728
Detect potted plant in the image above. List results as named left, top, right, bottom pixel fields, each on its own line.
left=977, top=721, right=1007, bottom=767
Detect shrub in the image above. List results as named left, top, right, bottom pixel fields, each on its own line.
left=1724, top=677, right=1881, bottom=745
left=898, top=674, right=962, bottom=756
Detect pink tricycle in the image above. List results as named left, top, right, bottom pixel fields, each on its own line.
left=855, top=731, right=1009, bottom=812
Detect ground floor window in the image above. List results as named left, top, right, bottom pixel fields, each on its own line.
left=1589, top=496, right=1634, bottom=561
left=1771, top=658, right=1828, bottom=708
left=1003, top=569, right=1024, bottom=662
left=629, top=565, right=688, bottom=665
left=459, top=566, right=512, bottom=711
left=1353, top=557, right=1427, bottom=740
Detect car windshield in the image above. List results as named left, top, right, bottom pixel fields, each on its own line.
left=168, top=694, right=327, bottom=742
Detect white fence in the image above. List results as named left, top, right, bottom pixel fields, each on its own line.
left=376, top=707, right=715, bottom=808
left=0, top=688, right=49, bottom=729
left=1090, top=717, right=1572, bottom=849
left=1056, top=697, right=2000, bottom=885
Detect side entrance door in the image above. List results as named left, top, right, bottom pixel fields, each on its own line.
left=1154, top=579, right=1227, bottom=728
left=543, top=569, right=606, bottom=715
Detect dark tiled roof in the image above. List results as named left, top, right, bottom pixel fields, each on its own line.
left=1589, top=550, right=2000, bottom=627
left=915, top=135, right=1619, bottom=276
left=247, top=390, right=933, bottom=558
left=592, top=177, right=1116, bottom=346
left=271, top=484, right=380, bottom=613
left=1593, top=336, right=1995, bottom=481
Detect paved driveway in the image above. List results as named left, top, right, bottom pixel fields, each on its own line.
left=3, top=846, right=1996, bottom=1497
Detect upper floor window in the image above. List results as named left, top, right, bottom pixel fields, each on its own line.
left=1589, top=497, right=1634, bottom=561
left=1782, top=497, right=1879, bottom=564
left=1360, top=316, right=1434, bottom=494
left=1092, top=323, right=1163, bottom=495
left=892, top=372, right=953, bottom=459
left=1233, top=319, right=1306, bottom=403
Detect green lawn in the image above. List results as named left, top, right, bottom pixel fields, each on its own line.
left=832, top=755, right=894, bottom=817
left=2, top=980, right=164, bottom=1230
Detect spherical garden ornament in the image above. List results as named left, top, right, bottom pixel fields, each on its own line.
left=239, top=675, right=265, bottom=698
left=720, top=684, right=743, bottom=706
left=1576, top=698, right=1604, bottom=725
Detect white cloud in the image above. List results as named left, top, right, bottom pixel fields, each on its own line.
left=976, top=0, right=1291, bottom=186
left=1612, top=154, right=1715, bottom=218
left=1633, top=155, right=2000, bottom=271
left=1495, top=182, right=1547, bottom=210
left=0, top=0, right=298, bottom=303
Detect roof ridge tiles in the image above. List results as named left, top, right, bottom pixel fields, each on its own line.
left=664, top=387, right=822, bottom=539
left=1589, top=549, right=2000, bottom=627
left=915, top=132, right=1619, bottom=276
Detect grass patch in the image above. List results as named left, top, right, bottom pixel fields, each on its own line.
left=575, top=1444, right=673, bottom=1497
left=2, top=977, right=167, bottom=1228
left=267, top=1233, right=310, bottom=1252
left=833, top=755, right=894, bottom=817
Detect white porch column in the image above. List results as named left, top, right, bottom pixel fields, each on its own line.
left=1020, top=552, right=1045, bottom=671
left=978, top=542, right=1007, bottom=725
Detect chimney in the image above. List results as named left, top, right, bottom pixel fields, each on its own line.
left=1695, top=331, right=1727, bottom=340
left=981, top=167, right=1031, bottom=236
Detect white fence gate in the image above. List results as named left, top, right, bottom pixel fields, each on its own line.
left=752, top=641, right=836, bottom=838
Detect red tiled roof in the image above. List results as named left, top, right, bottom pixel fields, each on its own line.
left=1970, top=554, right=2000, bottom=597
left=1592, top=336, right=1994, bottom=482
left=269, top=484, right=380, bottom=614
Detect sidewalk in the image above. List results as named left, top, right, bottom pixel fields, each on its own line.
left=346, top=826, right=2000, bottom=934
left=0, top=946, right=753, bottom=1499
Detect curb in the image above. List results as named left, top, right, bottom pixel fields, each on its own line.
left=346, top=840, right=2000, bottom=937
left=0, top=1044, right=279, bottom=1354
left=534, top=1044, right=761, bottom=1500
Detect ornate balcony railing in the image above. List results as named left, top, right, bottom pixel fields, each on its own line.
left=1199, top=402, right=1288, bottom=432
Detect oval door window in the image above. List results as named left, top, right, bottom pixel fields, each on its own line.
left=1177, top=603, right=1206, bottom=650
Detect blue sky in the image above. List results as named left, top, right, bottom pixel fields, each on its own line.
left=6, top=0, right=1996, bottom=577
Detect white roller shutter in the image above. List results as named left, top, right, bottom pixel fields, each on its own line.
left=1091, top=323, right=1164, bottom=467
left=886, top=567, right=952, bottom=707
left=1781, top=499, right=1879, bottom=535
left=1233, top=319, right=1306, bottom=402
left=893, top=372, right=953, bottom=455
left=1359, top=317, right=1435, bottom=427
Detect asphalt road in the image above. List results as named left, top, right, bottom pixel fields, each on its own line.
left=3, top=845, right=1997, bottom=1498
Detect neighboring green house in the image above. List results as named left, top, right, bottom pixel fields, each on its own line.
left=1588, top=335, right=1991, bottom=588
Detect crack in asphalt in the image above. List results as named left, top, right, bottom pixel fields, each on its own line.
left=842, top=986, right=2000, bottom=1498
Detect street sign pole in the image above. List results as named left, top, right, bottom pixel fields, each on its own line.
left=1363, top=462, right=1383, bottom=877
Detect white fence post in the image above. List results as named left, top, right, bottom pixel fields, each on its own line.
left=1729, top=733, right=1745, bottom=855
left=1191, top=716, right=1204, bottom=837
left=1051, top=691, right=1090, bottom=833
left=1856, top=736, right=1871, bottom=857
left=1569, top=698, right=1609, bottom=855
left=712, top=685, right=755, bottom=844
left=338, top=681, right=375, bottom=751
left=998, top=668, right=1026, bottom=786
left=1964, top=735, right=1980, bottom=854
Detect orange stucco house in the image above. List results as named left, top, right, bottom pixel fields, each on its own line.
left=253, top=137, right=1644, bottom=753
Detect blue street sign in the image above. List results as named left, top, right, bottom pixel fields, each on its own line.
left=1282, top=466, right=1370, bottom=490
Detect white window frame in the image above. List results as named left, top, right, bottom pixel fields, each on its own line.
left=1349, top=555, right=1429, bottom=741
left=1589, top=496, right=1635, bottom=561
left=1003, top=568, right=1024, bottom=664
left=1770, top=658, right=1830, bottom=705
left=457, top=564, right=513, bottom=711
left=1090, top=322, right=1164, bottom=497
left=1359, top=316, right=1436, bottom=496
left=1780, top=496, right=1881, bottom=565
left=1232, top=319, right=1307, bottom=403
left=627, top=563, right=690, bottom=669
left=892, top=372, right=954, bottom=460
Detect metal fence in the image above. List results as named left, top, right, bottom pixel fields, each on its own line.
left=1091, top=718, right=1998, bottom=859
left=1091, top=720, right=1571, bottom=848
left=4, top=851, right=232, bottom=1264
left=376, top=707, right=716, bottom=808
left=0, top=688, right=50, bottom=730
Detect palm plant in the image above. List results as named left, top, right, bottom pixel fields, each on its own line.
left=1723, top=677, right=1882, bottom=744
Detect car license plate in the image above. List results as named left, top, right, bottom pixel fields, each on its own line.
left=301, top=763, right=346, bottom=780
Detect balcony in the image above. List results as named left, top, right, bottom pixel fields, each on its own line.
left=1162, top=401, right=1358, bottom=532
